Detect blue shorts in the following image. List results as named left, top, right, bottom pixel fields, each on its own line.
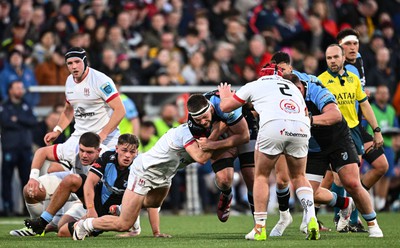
left=350, top=126, right=364, bottom=155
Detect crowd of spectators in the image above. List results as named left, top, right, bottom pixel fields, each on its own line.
left=1, top=0, right=400, bottom=215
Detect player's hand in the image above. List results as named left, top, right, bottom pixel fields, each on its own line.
left=218, top=82, right=233, bottom=98
left=86, top=208, right=98, bottom=218
left=44, top=131, right=60, bottom=146
left=373, top=132, right=384, bottom=149
left=98, top=131, right=107, bottom=144
left=197, top=137, right=214, bottom=151
left=26, top=179, right=40, bottom=198
left=153, top=232, right=172, bottom=238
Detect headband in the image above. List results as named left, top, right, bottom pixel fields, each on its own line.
left=189, top=101, right=211, bottom=117
left=65, top=49, right=87, bottom=62
left=339, top=35, right=358, bottom=45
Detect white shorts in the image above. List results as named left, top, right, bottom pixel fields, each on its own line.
left=127, top=157, right=171, bottom=196
left=64, top=200, right=86, bottom=220
left=38, top=171, right=78, bottom=201
left=256, top=119, right=310, bottom=158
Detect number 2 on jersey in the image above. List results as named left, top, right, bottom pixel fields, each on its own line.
left=277, top=83, right=292, bottom=96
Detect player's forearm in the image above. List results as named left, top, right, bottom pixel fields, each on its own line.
left=210, top=133, right=249, bottom=150
left=100, top=108, right=126, bottom=138
left=147, top=208, right=160, bottom=234
left=313, top=109, right=342, bottom=126
left=57, top=106, right=74, bottom=130
left=83, top=184, right=96, bottom=209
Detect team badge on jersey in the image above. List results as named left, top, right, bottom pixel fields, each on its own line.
left=84, top=87, right=90, bottom=96
left=280, top=99, right=300, bottom=114
left=100, top=82, right=115, bottom=96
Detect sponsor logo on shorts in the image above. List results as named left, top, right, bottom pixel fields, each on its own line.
left=280, top=99, right=300, bottom=114
left=280, top=129, right=308, bottom=138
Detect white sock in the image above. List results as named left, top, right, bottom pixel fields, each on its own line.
left=26, top=202, right=44, bottom=218
left=254, top=212, right=267, bottom=227
left=83, top=218, right=94, bottom=232
left=296, top=187, right=316, bottom=224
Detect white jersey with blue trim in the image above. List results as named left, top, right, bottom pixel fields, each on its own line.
left=65, top=67, right=120, bottom=137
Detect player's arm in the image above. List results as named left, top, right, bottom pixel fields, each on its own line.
left=312, top=103, right=342, bottom=126
left=198, top=118, right=249, bottom=151
left=26, top=146, right=60, bottom=197
left=83, top=170, right=101, bottom=218
left=218, top=83, right=244, bottom=112
left=98, top=96, right=126, bottom=142
left=359, top=100, right=384, bottom=148
left=185, top=140, right=213, bottom=164
left=44, top=102, right=74, bottom=145
left=147, top=208, right=171, bottom=238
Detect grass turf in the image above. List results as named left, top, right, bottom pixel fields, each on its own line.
left=0, top=212, right=399, bottom=248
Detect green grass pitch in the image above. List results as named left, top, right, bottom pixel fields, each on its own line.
left=0, top=212, right=399, bottom=248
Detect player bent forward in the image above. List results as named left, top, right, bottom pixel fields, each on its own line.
left=72, top=123, right=216, bottom=240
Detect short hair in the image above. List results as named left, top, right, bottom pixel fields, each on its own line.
left=79, top=132, right=101, bottom=148
left=118, top=133, right=140, bottom=148
left=283, top=73, right=300, bottom=84
left=8, top=80, right=23, bottom=92
left=336, top=28, right=360, bottom=43
left=271, top=51, right=291, bottom=65
left=187, top=94, right=208, bottom=114
left=327, top=44, right=344, bottom=55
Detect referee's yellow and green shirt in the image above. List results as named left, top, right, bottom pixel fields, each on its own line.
left=318, top=69, right=367, bottom=128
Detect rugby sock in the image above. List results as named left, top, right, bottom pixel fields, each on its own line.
left=296, top=187, right=315, bottom=224
left=331, top=183, right=344, bottom=220
left=83, top=218, right=95, bottom=232
left=40, top=211, right=53, bottom=224
left=276, top=186, right=290, bottom=211
left=254, top=212, right=267, bottom=227
left=362, top=211, right=376, bottom=222
left=350, top=208, right=359, bottom=225
left=25, top=202, right=43, bottom=218
left=247, top=192, right=255, bottom=214
left=315, top=206, right=320, bottom=217
left=328, top=192, right=349, bottom=209
left=221, top=188, right=232, bottom=196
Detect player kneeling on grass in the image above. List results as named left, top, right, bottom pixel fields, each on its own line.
left=72, top=123, right=221, bottom=240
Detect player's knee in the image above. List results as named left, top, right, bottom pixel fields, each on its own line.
left=61, top=175, right=82, bottom=190
left=374, top=158, right=389, bottom=176
left=342, top=180, right=361, bottom=194
left=116, top=220, right=133, bottom=232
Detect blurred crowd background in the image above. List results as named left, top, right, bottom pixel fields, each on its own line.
left=1, top=0, right=400, bottom=217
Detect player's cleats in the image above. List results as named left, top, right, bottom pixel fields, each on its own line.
left=9, top=227, right=36, bottom=236
left=217, top=193, right=232, bottom=222
left=109, top=205, right=120, bottom=216
left=349, top=222, right=367, bottom=233
left=73, top=220, right=89, bottom=240
left=306, top=217, right=320, bottom=240
left=245, top=225, right=266, bottom=241
left=337, top=198, right=355, bottom=232
left=318, top=220, right=331, bottom=232
left=24, top=217, right=47, bottom=236
left=269, top=209, right=293, bottom=237
left=368, top=223, right=383, bottom=238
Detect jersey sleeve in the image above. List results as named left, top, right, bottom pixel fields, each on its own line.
left=354, top=76, right=367, bottom=102
left=234, top=84, right=250, bottom=104
left=308, top=82, right=337, bottom=112
left=89, top=154, right=107, bottom=178
left=93, top=72, right=119, bottom=103
left=181, top=124, right=196, bottom=148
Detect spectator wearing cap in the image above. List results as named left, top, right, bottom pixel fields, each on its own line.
left=0, top=49, right=39, bottom=106
left=0, top=80, right=37, bottom=216
left=34, top=47, right=69, bottom=106
left=1, top=19, right=34, bottom=55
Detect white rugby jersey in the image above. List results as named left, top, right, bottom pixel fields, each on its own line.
left=136, top=123, right=196, bottom=183
left=234, top=75, right=310, bottom=128
left=65, top=68, right=120, bottom=137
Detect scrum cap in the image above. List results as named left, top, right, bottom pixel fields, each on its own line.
left=65, top=47, right=88, bottom=71
left=259, top=63, right=283, bottom=77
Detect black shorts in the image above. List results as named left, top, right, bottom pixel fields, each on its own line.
left=306, top=134, right=360, bottom=176
left=359, top=123, right=373, bottom=143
